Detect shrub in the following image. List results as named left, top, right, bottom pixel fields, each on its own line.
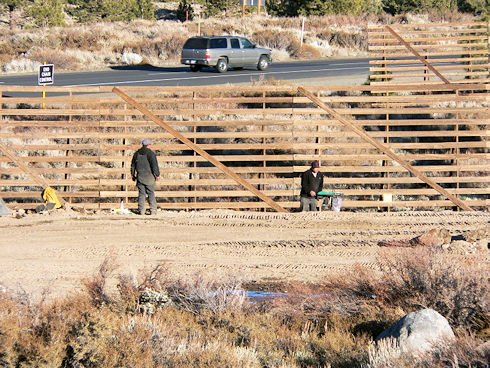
left=26, top=48, right=79, bottom=69
left=324, top=248, right=489, bottom=331
left=252, top=28, right=297, bottom=50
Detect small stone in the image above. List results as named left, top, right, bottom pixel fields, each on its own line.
left=450, top=240, right=474, bottom=254
left=476, top=238, right=488, bottom=252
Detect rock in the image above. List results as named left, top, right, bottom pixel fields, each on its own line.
left=449, top=240, right=477, bottom=254
left=376, top=309, right=455, bottom=357
left=409, top=228, right=451, bottom=247
left=139, top=288, right=171, bottom=314
left=476, top=340, right=490, bottom=357
left=463, top=227, right=489, bottom=243
left=379, top=228, right=451, bottom=248
left=476, top=238, right=489, bottom=252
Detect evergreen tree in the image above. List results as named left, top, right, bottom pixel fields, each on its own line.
left=67, top=0, right=154, bottom=22
left=27, top=0, right=65, bottom=27
left=204, top=0, right=236, bottom=16
left=176, top=0, right=194, bottom=22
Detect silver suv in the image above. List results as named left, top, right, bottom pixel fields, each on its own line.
left=181, top=36, right=272, bottom=73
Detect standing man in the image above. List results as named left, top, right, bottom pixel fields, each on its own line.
left=131, top=139, right=160, bottom=215
left=299, top=160, right=324, bottom=212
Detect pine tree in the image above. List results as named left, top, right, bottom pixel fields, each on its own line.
left=67, top=0, right=154, bottom=23
left=204, top=0, right=236, bottom=16
left=27, top=0, right=65, bottom=27
left=176, top=0, right=194, bottom=22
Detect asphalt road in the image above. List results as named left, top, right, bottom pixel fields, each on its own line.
left=0, top=58, right=371, bottom=87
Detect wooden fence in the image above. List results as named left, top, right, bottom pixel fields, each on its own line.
left=368, top=22, right=489, bottom=85
left=1, top=82, right=488, bottom=211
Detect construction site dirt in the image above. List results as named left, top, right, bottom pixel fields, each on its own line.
left=0, top=209, right=488, bottom=302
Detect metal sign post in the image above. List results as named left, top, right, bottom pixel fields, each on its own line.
left=38, top=63, right=54, bottom=108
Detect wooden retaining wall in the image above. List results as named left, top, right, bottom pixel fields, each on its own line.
left=0, top=82, right=488, bottom=211
left=368, top=22, right=489, bottom=85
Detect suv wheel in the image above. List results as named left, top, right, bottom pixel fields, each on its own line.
left=257, top=55, right=269, bottom=71
left=190, top=65, right=202, bottom=72
left=216, top=58, right=228, bottom=73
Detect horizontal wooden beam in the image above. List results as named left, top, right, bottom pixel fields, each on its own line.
left=298, top=86, right=474, bottom=212
left=112, top=87, right=288, bottom=213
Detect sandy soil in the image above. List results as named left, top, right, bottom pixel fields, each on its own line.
left=0, top=209, right=488, bottom=301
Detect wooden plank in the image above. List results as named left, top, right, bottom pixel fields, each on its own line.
left=369, top=35, right=489, bottom=44
left=112, top=87, right=288, bottom=213
left=367, top=22, right=488, bottom=30
left=298, top=86, right=474, bottom=211
left=388, top=25, right=454, bottom=85
left=369, top=56, right=489, bottom=65
left=0, top=142, right=67, bottom=205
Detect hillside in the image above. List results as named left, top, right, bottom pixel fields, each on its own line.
left=0, top=4, right=477, bottom=74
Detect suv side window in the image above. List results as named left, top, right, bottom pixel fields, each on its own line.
left=230, top=38, right=240, bottom=49
left=240, top=38, right=254, bottom=49
left=209, top=38, right=228, bottom=49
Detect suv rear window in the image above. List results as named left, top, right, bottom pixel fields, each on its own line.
left=209, top=38, right=228, bottom=49
left=183, top=38, right=208, bottom=49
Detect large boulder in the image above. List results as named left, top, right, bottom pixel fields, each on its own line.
left=375, top=309, right=455, bottom=356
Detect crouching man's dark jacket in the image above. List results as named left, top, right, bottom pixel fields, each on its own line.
left=300, top=169, right=324, bottom=197
left=131, top=147, right=160, bottom=185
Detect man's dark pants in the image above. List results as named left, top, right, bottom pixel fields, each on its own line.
left=137, top=181, right=156, bottom=214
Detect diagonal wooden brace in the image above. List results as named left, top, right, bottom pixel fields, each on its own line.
left=112, top=87, right=288, bottom=213
left=384, top=25, right=452, bottom=85
left=298, top=86, right=473, bottom=212
left=0, top=142, right=66, bottom=205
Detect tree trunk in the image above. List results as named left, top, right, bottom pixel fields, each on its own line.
left=8, top=5, right=15, bottom=30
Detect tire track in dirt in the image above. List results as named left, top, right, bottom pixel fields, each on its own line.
left=0, top=210, right=487, bottom=300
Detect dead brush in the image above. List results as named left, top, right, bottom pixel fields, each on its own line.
left=324, top=247, right=489, bottom=332
left=116, top=263, right=173, bottom=314
left=26, top=48, right=79, bottom=70
left=81, top=253, right=119, bottom=307
left=167, top=274, right=246, bottom=315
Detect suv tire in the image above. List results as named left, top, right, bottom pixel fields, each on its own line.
left=190, top=65, right=202, bottom=72
left=257, top=55, right=269, bottom=71
left=216, top=58, right=228, bottom=73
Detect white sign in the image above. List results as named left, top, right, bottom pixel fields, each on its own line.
left=38, top=64, right=54, bottom=85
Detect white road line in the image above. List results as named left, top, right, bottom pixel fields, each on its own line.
left=65, top=66, right=368, bottom=87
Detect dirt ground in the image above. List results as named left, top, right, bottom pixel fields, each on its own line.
left=0, top=208, right=488, bottom=301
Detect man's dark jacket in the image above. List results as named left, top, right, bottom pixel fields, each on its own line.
left=131, top=147, right=160, bottom=185
left=300, top=169, right=324, bottom=197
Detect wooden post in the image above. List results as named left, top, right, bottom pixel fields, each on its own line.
left=298, top=86, right=474, bottom=212
left=197, top=13, right=201, bottom=36
left=113, top=87, right=288, bottom=213
left=242, top=0, right=246, bottom=16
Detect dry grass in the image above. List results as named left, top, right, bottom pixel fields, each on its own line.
left=2, top=11, right=474, bottom=74
left=0, top=247, right=487, bottom=367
